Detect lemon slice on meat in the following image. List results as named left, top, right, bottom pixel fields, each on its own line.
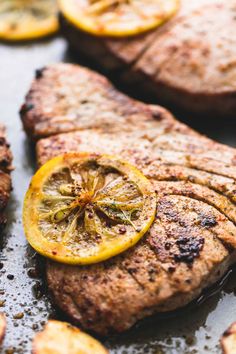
left=23, top=153, right=156, bottom=265
left=33, top=320, right=108, bottom=354
left=59, top=0, right=180, bottom=38
left=0, top=0, right=59, bottom=41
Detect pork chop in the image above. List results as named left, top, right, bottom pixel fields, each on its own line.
left=0, top=125, right=12, bottom=231
left=21, top=63, right=236, bottom=335
left=60, top=0, right=236, bottom=117
left=20, top=63, right=175, bottom=140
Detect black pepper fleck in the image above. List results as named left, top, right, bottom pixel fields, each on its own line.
left=35, top=67, right=46, bottom=79
left=7, top=274, right=14, bottom=280
left=119, top=226, right=126, bottom=234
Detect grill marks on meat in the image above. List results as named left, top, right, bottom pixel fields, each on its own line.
left=47, top=198, right=232, bottom=333
left=21, top=63, right=236, bottom=334
left=155, top=182, right=236, bottom=226
left=61, top=0, right=236, bottom=117
left=20, top=64, right=174, bottom=140
left=0, top=125, right=12, bottom=231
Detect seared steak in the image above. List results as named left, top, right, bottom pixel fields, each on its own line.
left=0, top=125, right=12, bottom=230
left=21, top=63, right=236, bottom=335
left=60, top=0, right=236, bottom=117
left=20, top=63, right=175, bottom=140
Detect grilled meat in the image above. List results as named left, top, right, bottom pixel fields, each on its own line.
left=0, top=125, right=12, bottom=231
left=21, top=63, right=236, bottom=335
left=0, top=125, right=12, bottom=173
left=20, top=63, right=175, bottom=140
left=60, top=0, right=236, bottom=117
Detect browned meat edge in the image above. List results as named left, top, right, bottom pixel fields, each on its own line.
left=0, top=125, right=12, bottom=231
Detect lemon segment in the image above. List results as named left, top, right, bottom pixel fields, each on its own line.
left=33, top=320, right=108, bottom=354
left=23, top=153, right=156, bottom=265
left=0, top=0, right=59, bottom=41
left=59, top=0, right=180, bottom=38
left=0, top=313, right=6, bottom=345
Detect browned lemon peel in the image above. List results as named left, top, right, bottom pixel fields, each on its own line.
left=23, top=153, right=156, bottom=265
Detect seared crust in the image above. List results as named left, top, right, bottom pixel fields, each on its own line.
left=22, top=63, right=236, bottom=335
left=132, top=1, right=236, bottom=116
left=0, top=125, right=12, bottom=231
left=61, top=0, right=236, bottom=117
left=20, top=63, right=175, bottom=140
left=47, top=185, right=235, bottom=334
left=0, top=125, right=12, bottom=173
left=40, top=129, right=236, bottom=334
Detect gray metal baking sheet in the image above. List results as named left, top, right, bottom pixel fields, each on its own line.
left=0, top=37, right=236, bottom=354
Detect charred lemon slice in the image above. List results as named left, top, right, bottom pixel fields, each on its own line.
left=0, top=0, right=59, bottom=41
left=59, top=0, right=180, bottom=38
left=23, top=153, right=156, bottom=265
left=32, top=320, right=108, bottom=354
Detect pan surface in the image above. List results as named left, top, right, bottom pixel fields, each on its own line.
left=0, top=37, right=236, bottom=354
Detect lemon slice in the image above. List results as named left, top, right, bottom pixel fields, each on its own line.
left=0, top=313, right=6, bottom=345
left=221, top=323, right=236, bottom=354
left=59, top=0, right=180, bottom=38
left=0, top=0, right=59, bottom=41
left=32, top=320, right=108, bottom=354
left=23, top=153, right=156, bottom=265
